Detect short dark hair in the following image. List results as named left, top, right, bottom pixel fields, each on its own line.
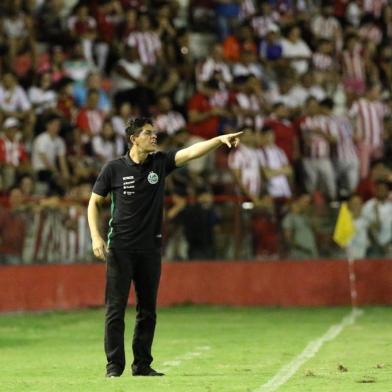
left=125, top=117, right=153, bottom=139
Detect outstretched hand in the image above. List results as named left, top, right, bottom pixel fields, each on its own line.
left=219, top=131, right=243, bottom=148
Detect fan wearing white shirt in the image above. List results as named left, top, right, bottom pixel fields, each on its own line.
left=92, top=120, right=125, bottom=163
left=258, top=126, right=292, bottom=199
left=280, top=25, right=312, bottom=75
left=0, top=73, right=35, bottom=128
left=361, top=181, right=392, bottom=257
left=32, top=114, right=70, bottom=195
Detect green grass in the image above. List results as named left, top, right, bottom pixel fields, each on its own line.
left=0, top=306, right=391, bottom=392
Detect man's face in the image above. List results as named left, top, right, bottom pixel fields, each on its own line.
left=47, top=119, right=61, bottom=135
left=375, top=183, right=389, bottom=201
left=88, top=93, right=100, bottom=109
left=133, top=124, right=157, bottom=152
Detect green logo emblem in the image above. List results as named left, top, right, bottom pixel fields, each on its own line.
left=147, top=171, right=159, bottom=184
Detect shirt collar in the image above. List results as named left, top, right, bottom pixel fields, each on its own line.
left=124, top=151, right=153, bottom=166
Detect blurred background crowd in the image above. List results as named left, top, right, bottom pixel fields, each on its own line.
left=0, top=0, right=392, bottom=264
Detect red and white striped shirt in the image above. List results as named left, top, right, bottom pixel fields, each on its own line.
left=301, top=115, right=337, bottom=159
left=341, top=48, right=365, bottom=81
left=154, top=111, right=186, bottom=136
left=312, top=52, right=334, bottom=71
left=311, top=15, right=341, bottom=40
left=332, top=115, right=358, bottom=161
left=127, top=31, right=162, bottom=65
left=228, top=144, right=264, bottom=197
left=196, top=58, right=233, bottom=84
left=232, top=92, right=264, bottom=130
left=258, top=145, right=292, bottom=198
left=363, top=0, right=387, bottom=18
left=240, top=0, right=256, bottom=19
left=349, top=98, right=390, bottom=148
left=0, top=136, right=27, bottom=166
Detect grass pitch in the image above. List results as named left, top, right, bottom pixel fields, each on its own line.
left=0, top=306, right=391, bottom=392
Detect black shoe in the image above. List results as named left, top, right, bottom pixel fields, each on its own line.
left=132, top=367, right=164, bottom=376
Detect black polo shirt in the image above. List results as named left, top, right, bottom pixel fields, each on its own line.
left=92, top=151, right=177, bottom=250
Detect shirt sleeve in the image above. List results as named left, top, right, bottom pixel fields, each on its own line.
left=92, top=162, right=112, bottom=197
left=164, top=150, right=178, bottom=176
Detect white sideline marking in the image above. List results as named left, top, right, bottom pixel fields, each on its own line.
left=160, top=346, right=211, bottom=372
left=254, top=308, right=363, bottom=392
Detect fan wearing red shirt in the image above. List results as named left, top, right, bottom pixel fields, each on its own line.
left=76, top=89, right=105, bottom=146
left=187, top=80, right=229, bottom=140
left=264, top=102, right=299, bottom=163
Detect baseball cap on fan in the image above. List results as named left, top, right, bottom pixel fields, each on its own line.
left=3, top=117, right=20, bottom=129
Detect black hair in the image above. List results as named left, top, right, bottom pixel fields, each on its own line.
left=125, top=117, right=153, bottom=140
left=45, top=113, right=62, bottom=125
left=87, top=88, right=100, bottom=97
left=261, top=125, right=274, bottom=134
left=319, top=97, right=334, bottom=109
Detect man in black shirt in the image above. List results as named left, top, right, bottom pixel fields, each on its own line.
left=87, top=117, right=242, bottom=378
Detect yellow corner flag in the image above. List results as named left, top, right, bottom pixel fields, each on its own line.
left=333, top=202, right=356, bottom=248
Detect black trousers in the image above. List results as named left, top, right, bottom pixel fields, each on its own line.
left=104, top=248, right=161, bottom=374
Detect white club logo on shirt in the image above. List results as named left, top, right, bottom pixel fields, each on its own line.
left=147, top=171, right=159, bottom=185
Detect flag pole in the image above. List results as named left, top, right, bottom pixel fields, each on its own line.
left=346, top=247, right=358, bottom=310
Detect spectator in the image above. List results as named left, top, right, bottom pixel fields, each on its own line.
left=300, top=97, right=337, bottom=200
left=76, top=89, right=105, bottom=147
left=347, top=194, right=369, bottom=260
left=56, top=77, right=78, bottom=124
left=154, top=96, right=186, bottom=136
left=0, top=187, right=28, bottom=264
left=282, top=194, right=319, bottom=259
left=332, top=111, right=360, bottom=197
left=91, top=120, right=124, bottom=164
left=73, top=71, right=111, bottom=114
left=361, top=180, right=392, bottom=257
left=126, top=12, right=162, bottom=66
left=258, top=25, right=283, bottom=64
left=251, top=2, right=280, bottom=40
left=280, top=25, right=312, bottom=75
left=168, top=187, right=219, bottom=259
left=341, top=34, right=366, bottom=94
left=349, top=83, right=390, bottom=179
left=310, top=4, right=342, bottom=47
left=3, top=3, right=36, bottom=67
left=92, top=0, right=122, bottom=72
left=0, top=118, right=29, bottom=191
left=228, top=127, right=265, bottom=205
left=258, top=125, right=292, bottom=199
left=197, top=43, right=233, bottom=85
left=67, top=3, right=97, bottom=65
left=111, top=101, right=137, bottom=139
left=31, top=114, right=69, bottom=195
left=223, top=24, right=257, bottom=63
left=187, top=79, right=230, bottom=140
left=63, top=41, right=94, bottom=83
left=37, top=0, right=69, bottom=47
left=111, top=45, right=154, bottom=115
left=28, top=72, right=58, bottom=115
left=264, top=102, right=298, bottom=163
left=0, top=72, right=34, bottom=127
left=214, top=1, right=241, bottom=41
left=230, top=75, right=265, bottom=131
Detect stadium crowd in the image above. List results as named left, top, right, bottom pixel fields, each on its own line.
left=0, top=0, right=392, bottom=264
